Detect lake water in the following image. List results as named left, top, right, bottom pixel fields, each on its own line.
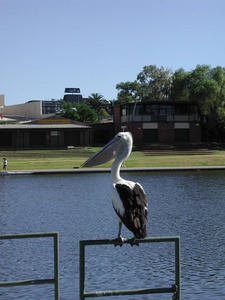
left=0, top=170, right=225, bottom=299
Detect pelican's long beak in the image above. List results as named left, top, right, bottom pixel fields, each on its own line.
left=82, top=137, right=123, bottom=168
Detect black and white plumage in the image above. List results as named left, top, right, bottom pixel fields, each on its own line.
left=82, top=132, right=148, bottom=240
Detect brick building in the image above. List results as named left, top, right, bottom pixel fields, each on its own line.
left=113, top=101, right=201, bottom=147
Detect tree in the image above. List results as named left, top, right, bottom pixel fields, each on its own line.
left=171, top=68, right=191, bottom=101
left=98, top=107, right=109, bottom=117
left=137, top=65, right=173, bottom=101
left=172, top=65, right=225, bottom=141
left=116, top=65, right=173, bottom=103
left=59, top=101, right=79, bottom=120
left=59, top=101, right=98, bottom=124
left=116, top=81, right=142, bottom=103
left=77, top=103, right=98, bottom=123
left=89, top=93, right=105, bottom=102
left=88, top=93, right=106, bottom=113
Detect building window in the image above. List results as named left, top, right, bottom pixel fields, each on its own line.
left=122, top=108, right=126, bottom=116
left=175, top=129, right=189, bottom=142
left=143, top=129, right=158, bottom=143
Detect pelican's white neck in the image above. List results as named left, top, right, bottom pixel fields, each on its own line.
left=111, top=157, right=123, bottom=183
left=110, top=140, right=131, bottom=184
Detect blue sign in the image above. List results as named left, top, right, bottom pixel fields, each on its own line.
left=65, top=88, right=81, bottom=93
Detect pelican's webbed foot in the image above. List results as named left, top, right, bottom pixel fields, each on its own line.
left=127, top=237, right=139, bottom=247
left=114, top=235, right=126, bottom=247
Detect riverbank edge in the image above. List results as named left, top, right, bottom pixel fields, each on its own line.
left=1, top=165, right=225, bottom=175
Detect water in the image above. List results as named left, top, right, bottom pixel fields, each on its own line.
left=0, top=171, right=225, bottom=299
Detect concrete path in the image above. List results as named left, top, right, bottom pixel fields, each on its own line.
left=1, top=166, right=225, bottom=175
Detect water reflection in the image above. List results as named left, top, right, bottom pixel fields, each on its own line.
left=0, top=171, right=225, bottom=299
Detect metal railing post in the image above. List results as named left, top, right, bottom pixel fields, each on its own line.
left=175, top=237, right=181, bottom=300
left=80, top=241, right=85, bottom=300
left=54, top=232, right=60, bottom=300
left=79, top=236, right=181, bottom=299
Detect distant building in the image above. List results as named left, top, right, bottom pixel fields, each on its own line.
left=0, top=88, right=84, bottom=120
left=0, top=115, right=91, bottom=149
left=0, top=93, right=202, bottom=148
left=2, top=99, right=62, bottom=120
left=63, top=94, right=83, bottom=104
left=63, top=87, right=83, bottom=105
left=113, top=101, right=201, bottom=146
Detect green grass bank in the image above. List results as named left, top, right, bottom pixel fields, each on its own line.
left=1, top=146, right=225, bottom=171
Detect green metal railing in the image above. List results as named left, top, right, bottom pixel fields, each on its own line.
left=80, top=236, right=180, bottom=300
left=0, top=232, right=59, bottom=300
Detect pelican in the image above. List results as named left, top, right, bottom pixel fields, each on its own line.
left=82, top=132, right=148, bottom=244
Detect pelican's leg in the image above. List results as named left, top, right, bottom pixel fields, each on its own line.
left=118, top=221, right=122, bottom=238
left=114, top=221, right=124, bottom=247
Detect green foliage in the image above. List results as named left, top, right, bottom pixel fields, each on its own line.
left=137, top=65, right=173, bottom=101
left=77, top=103, right=98, bottom=123
left=98, top=107, right=109, bottom=116
left=59, top=101, right=98, bottom=123
left=88, top=93, right=109, bottom=114
left=116, top=65, right=173, bottom=103
left=172, top=65, right=225, bottom=141
left=60, top=100, right=79, bottom=119
left=171, top=68, right=191, bottom=101
left=116, top=81, right=142, bottom=103
left=89, top=93, right=105, bottom=102
left=59, top=93, right=111, bottom=123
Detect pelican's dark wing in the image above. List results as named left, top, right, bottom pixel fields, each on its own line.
left=114, top=183, right=148, bottom=239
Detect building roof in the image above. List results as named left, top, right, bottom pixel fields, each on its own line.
left=117, top=100, right=198, bottom=106
left=0, top=115, right=91, bottom=129
left=0, top=124, right=90, bottom=129
left=28, top=115, right=89, bottom=125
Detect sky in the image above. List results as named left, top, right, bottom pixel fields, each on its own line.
left=1, top=0, right=225, bottom=105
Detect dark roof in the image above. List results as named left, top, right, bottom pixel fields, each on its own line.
left=27, top=115, right=89, bottom=127
left=116, top=100, right=198, bottom=107
left=0, top=124, right=90, bottom=129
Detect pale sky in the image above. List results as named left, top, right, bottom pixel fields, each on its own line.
left=1, top=0, right=225, bottom=105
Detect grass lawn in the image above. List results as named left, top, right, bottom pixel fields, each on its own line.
left=0, top=147, right=225, bottom=171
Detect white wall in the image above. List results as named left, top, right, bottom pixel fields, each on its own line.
left=3, top=101, right=43, bottom=119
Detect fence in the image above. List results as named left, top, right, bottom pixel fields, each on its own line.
left=0, top=232, right=59, bottom=300
left=80, top=236, right=180, bottom=299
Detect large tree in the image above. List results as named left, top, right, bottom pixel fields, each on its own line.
left=137, top=65, right=173, bottom=101
left=172, top=65, right=225, bottom=141
left=116, top=65, right=173, bottom=103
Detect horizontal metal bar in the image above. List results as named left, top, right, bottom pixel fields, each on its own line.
left=80, top=236, right=180, bottom=247
left=0, top=232, right=58, bottom=240
left=0, top=279, right=55, bottom=287
left=84, top=287, right=174, bottom=298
